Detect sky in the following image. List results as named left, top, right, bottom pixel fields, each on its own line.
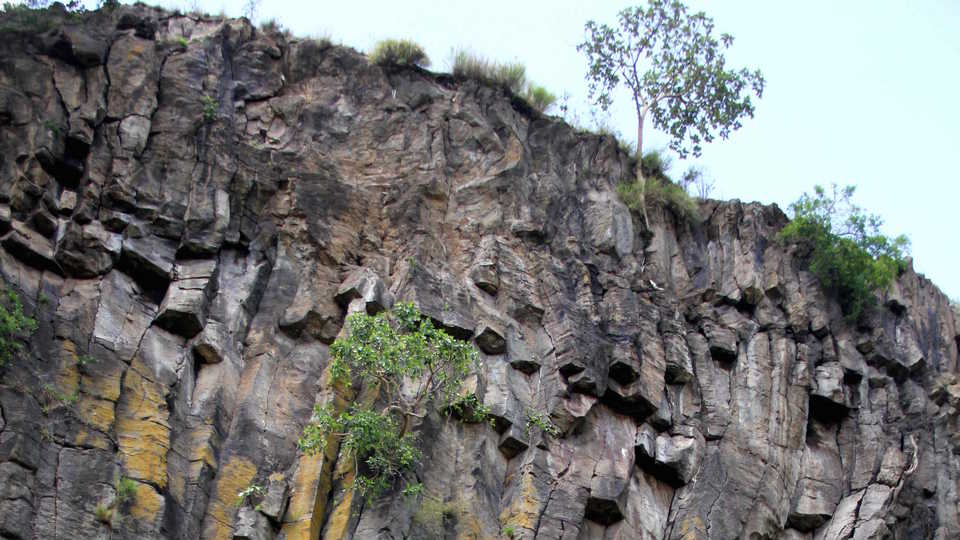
left=135, top=0, right=960, bottom=298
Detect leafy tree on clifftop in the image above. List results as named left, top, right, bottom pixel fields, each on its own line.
left=780, top=184, right=909, bottom=321
left=578, top=0, right=764, bottom=223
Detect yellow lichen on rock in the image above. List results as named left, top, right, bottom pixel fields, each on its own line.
left=200, top=456, right=258, bottom=540
left=128, top=482, right=165, bottom=526
left=498, top=472, right=541, bottom=534
left=80, top=358, right=123, bottom=402
left=55, top=339, right=80, bottom=393
left=321, top=486, right=356, bottom=540
left=75, top=394, right=115, bottom=433
left=679, top=515, right=706, bottom=540
left=116, top=359, right=170, bottom=488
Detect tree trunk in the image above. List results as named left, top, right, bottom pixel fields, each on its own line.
left=635, top=115, right=649, bottom=229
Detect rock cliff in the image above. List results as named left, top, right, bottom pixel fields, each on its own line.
left=0, top=5, right=958, bottom=539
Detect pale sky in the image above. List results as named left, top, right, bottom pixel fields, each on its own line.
left=143, top=0, right=960, bottom=299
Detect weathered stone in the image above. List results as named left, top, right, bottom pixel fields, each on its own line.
left=661, top=322, right=693, bottom=384
left=234, top=506, right=276, bottom=540
left=810, top=362, right=852, bottom=420
left=788, top=420, right=843, bottom=531
left=505, top=325, right=541, bottom=373
left=469, top=261, right=499, bottom=295
left=497, top=424, right=529, bottom=459
left=2, top=219, right=62, bottom=274
left=701, top=319, right=737, bottom=362
left=55, top=221, right=121, bottom=277
left=258, top=473, right=289, bottom=521
left=333, top=267, right=393, bottom=314
left=155, top=259, right=217, bottom=338
left=41, top=25, right=108, bottom=67
left=118, top=114, right=152, bottom=155
left=398, top=265, right=473, bottom=339
left=233, top=39, right=284, bottom=101
left=876, top=447, right=905, bottom=487
left=279, top=289, right=342, bottom=343
left=637, top=432, right=704, bottom=486
left=474, top=321, right=506, bottom=355
left=106, top=34, right=158, bottom=119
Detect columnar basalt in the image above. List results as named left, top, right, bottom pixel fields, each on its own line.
left=0, top=5, right=957, bottom=540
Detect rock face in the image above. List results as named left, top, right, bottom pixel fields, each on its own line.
left=0, top=5, right=958, bottom=540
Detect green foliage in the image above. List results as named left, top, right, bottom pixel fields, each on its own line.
left=95, top=475, right=136, bottom=525
left=94, top=503, right=113, bottom=525
left=369, top=38, right=431, bottom=68
left=0, top=1, right=83, bottom=34
left=43, top=120, right=62, bottom=137
left=76, top=354, right=97, bottom=372
left=235, top=482, right=265, bottom=507
left=579, top=0, right=764, bottom=158
left=779, top=184, right=909, bottom=321
left=41, top=383, right=79, bottom=407
left=115, top=476, right=138, bottom=507
left=176, top=36, right=189, bottom=48
left=412, top=497, right=465, bottom=538
left=524, top=410, right=561, bottom=438
left=201, top=95, right=217, bottom=123
left=443, top=393, right=491, bottom=424
left=523, top=84, right=557, bottom=113
left=503, top=524, right=516, bottom=538
left=298, top=303, right=481, bottom=500
left=0, top=286, right=37, bottom=369
left=637, top=177, right=699, bottom=222
left=617, top=150, right=699, bottom=223
left=640, top=148, right=671, bottom=179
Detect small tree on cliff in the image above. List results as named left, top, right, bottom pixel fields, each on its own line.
left=298, top=303, right=487, bottom=499
left=578, top=1, right=764, bottom=219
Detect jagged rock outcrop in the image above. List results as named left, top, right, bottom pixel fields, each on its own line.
left=0, top=5, right=958, bottom=539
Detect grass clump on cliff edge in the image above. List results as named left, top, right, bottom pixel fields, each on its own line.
left=524, top=84, right=557, bottom=114
left=369, top=38, right=431, bottom=68
left=779, top=184, right=909, bottom=321
left=452, top=50, right=557, bottom=113
left=617, top=149, right=699, bottom=224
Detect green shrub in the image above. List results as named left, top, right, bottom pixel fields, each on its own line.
left=0, top=286, right=37, bottom=369
left=94, top=503, right=113, bottom=525
left=369, top=38, right=430, bottom=68
left=298, top=303, right=480, bottom=500
left=645, top=176, right=699, bottom=222
left=617, top=176, right=698, bottom=224
left=0, top=1, right=80, bottom=34
left=412, top=497, right=465, bottom=537
left=779, top=184, right=909, bottom=321
left=201, top=95, right=217, bottom=123
left=524, top=84, right=557, bottom=113
left=115, top=476, right=138, bottom=507
left=235, top=482, right=265, bottom=507
left=640, top=148, right=671, bottom=180
left=524, top=409, right=561, bottom=438
left=503, top=524, right=516, bottom=538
